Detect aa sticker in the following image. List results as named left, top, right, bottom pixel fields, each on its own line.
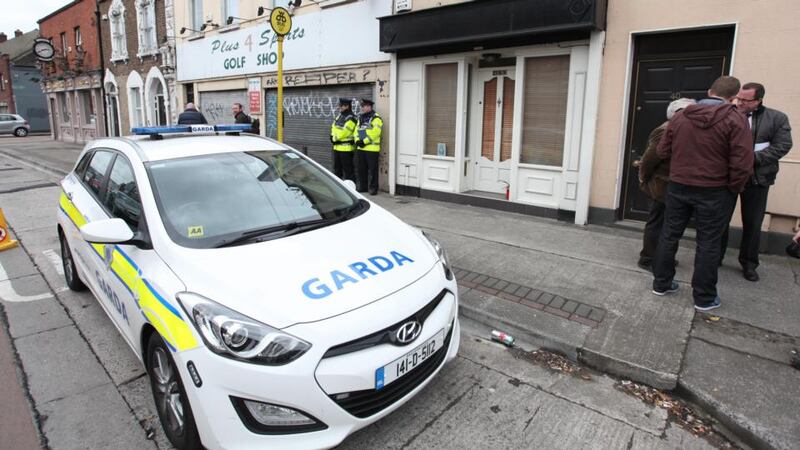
left=188, top=226, right=204, bottom=238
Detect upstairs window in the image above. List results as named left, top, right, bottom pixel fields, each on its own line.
left=189, top=0, right=203, bottom=30
left=60, top=32, right=68, bottom=54
left=109, top=0, right=128, bottom=61
left=136, top=0, right=158, bottom=56
left=74, top=27, right=82, bottom=48
left=222, top=0, right=239, bottom=25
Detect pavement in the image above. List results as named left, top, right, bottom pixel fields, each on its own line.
left=0, top=136, right=797, bottom=449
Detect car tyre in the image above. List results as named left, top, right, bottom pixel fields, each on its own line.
left=13, top=127, right=28, bottom=137
left=146, top=332, right=202, bottom=450
left=59, top=232, right=86, bottom=291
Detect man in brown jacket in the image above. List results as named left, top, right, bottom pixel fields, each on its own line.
left=651, top=76, right=754, bottom=311
left=637, top=98, right=696, bottom=270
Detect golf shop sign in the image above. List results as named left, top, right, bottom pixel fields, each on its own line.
left=176, top=0, right=390, bottom=82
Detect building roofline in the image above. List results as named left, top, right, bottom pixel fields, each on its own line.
left=37, top=0, right=84, bottom=25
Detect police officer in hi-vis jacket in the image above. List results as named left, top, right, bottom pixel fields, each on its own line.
left=355, top=98, right=383, bottom=195
left=330, top=98, right=358, bottom=182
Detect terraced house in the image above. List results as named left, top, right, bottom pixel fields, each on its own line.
left=99, top=0, right=179, bottom=135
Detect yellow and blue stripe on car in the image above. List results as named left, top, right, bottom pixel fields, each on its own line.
left=59, top=191, right=198, bottom=352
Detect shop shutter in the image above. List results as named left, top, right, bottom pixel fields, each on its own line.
left=520, top=55, right=569, bottom=167
left=424, top=63, right=458, bottom=157
left=266, top=84, right=374, bottom=170
left=198, top=90, right=249, bottom=125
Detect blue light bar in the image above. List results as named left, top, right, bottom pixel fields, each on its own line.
left=131, top=124, right=254, bottom=136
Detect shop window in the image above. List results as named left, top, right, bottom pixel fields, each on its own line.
left=424, top=63, right=458, bottom=157
left=520, top=55, right=569, bottom=167
left=80, top=90, right=95, bottom=125
left=110, top=0, right=128, bottom=61
left=60, top=93, right=71, bottom=124
left=136, top=0, right=158, bottom=56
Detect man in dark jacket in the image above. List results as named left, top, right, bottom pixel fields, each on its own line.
left=177, top=103, right=208, bottom=125
left=719, top=82, right=793, bottom=281
left=232, top=103, right=250, bottom=124
left=652, top=76, right=754, bottom=311
left=636, top=98, right=696, bottom=270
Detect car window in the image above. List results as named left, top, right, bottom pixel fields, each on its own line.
left=147, top=150, right=362, bottom=248
left=0, top=115, right=12, bottom=121
left=104, top=156, right=141, bottom=230
left=74, top=152, right=93, bottom=179
left=82, top=151, right=115, bottom=199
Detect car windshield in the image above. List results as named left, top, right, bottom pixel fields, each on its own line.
left=146, top=150, right=366, bottom=248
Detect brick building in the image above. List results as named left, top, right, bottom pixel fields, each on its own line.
left=99, top=0, right=178, bottom=136
left=39, top=0, right=105, bottom=143
left=0, top=30, right=50, bottom=132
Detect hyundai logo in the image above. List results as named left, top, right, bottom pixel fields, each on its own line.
left=395, top=321, right=422, bottom=345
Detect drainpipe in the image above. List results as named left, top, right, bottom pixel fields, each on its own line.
left=95, top=0, right=109, bottom=137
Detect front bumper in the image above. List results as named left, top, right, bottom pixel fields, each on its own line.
left=174, top=266, right=460, bottom=450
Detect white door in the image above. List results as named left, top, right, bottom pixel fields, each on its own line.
left=472, top=69, right=516, bottom=194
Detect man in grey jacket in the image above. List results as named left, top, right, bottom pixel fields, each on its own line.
left=721, top=82, right=793, bottom=281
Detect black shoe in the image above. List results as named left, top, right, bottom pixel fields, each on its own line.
left=743, top=269, right=759, bottom=282
left=369, top=190, right=378, bottom=196
left=637, top=261, right=652, bottom=271
left=652, top=281, right=679, bottom=296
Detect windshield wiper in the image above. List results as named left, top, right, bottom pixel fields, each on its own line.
left=214, top=200, right=368, bottom=248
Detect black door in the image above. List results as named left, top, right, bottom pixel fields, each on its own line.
left=621, top=26, right=734, bottom=221
left=622, top=57, right=725, bottom=220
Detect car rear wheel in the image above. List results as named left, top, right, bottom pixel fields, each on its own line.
left=13, top=127, right=28, bottom=137
left=146, top=333, right=202, bottom=450
left=59, top=232, right=86, bottom=291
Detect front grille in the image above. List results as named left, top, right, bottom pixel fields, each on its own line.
left=322, top=289, right=450, bottom=358
left=328, top=323, right=454, bottom=418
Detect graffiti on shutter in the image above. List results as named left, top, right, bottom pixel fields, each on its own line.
left=265, top=84, right=374, bottom=170
left=198, top=90, right=249, bottom=125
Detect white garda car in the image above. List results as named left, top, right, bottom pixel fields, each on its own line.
left=56, top=124, right=460, bottom=450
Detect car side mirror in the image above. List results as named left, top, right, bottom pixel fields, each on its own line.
left=342, top=179, right=357, bottom=193
left=80, top=218, right=135, bottom=244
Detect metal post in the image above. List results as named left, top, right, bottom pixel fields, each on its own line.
left=277, top=36, right=284, bottom=142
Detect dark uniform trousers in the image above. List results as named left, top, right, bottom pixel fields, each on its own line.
left=653, top=182, right=736, bottom=306
left=719, top=182, right=770, bottom=270
left=333, top=151, right=355, bottom=182
left=357, top=151, right=379, bottom=194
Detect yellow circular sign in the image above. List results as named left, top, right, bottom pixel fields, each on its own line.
left=270, top=7, right=292, bottom=36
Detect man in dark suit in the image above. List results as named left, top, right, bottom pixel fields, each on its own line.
left=720, top=82, right=793, bottom=281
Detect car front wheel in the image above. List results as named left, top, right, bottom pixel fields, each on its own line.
left=13, top=127, right=28, bottom=137
left=146, top=332, right=202, bottom=450
left=59, top=232, right=86, bottom=291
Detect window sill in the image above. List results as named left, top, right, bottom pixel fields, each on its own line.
left=421, top=154, right=456, bottom=161
left=187, top=33, right=204, bottom=41
left=110, top=56, right=129, bottom=63
left=517, top=162, right=563, bottom=172
left=218, top=24, right=240, bottom=34
left=137, top=50, right=159, bottom=58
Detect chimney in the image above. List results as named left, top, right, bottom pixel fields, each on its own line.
left=0, top=33, right=6, bottom=43
left=14, top=30, right=23, bottom=37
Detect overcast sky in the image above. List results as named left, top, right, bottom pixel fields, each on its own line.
left=1, top=0, right=72, bottom=37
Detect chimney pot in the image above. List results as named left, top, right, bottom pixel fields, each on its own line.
left=0, top=33, right=7, bottom=43
left=14, top=30, right=23, bottom=37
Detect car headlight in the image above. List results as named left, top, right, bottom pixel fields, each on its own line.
left=177, top=292, right=311, bottom=365
left=423, top=231, right=454, bottom=280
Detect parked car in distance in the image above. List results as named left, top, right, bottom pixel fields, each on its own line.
left=0, top=114, right=31, bottom=137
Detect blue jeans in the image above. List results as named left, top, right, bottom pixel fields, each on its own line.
left=653, top=182, right=736, bottom=306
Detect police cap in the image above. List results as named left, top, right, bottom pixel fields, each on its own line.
left=360, top=98, right=374, bottom=106
left=338, top=97, right=352, bottom=106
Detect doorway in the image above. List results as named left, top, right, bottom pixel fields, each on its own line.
left=472, top=68, right=515, bottom=194
left=621, top=26, right=735, bottom=221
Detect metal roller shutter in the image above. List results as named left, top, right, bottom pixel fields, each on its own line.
left=266, top=84, right=374, bottom=170
left=198, top=90, right=249, bottom=125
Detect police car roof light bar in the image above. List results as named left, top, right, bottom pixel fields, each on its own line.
left=131, top=124, right=254, bottom=139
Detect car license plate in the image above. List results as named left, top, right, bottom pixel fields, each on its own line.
left=375, top=329, right=445, bottom=390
